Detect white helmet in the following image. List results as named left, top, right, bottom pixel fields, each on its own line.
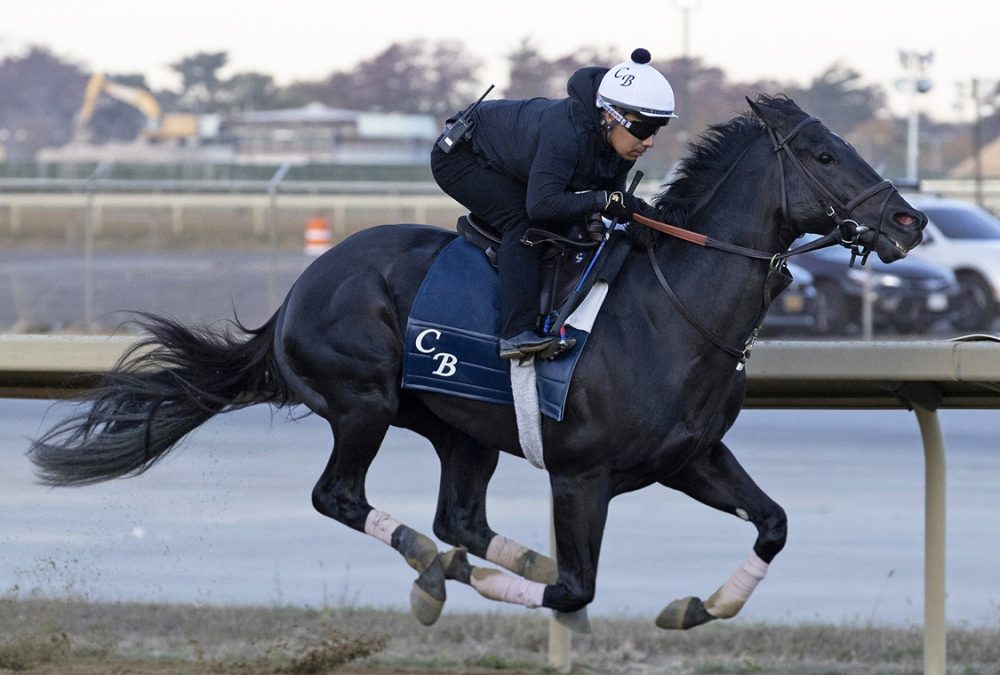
left=596, top=48, right=677, bottom=119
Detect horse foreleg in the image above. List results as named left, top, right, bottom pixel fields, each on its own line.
left=656, top=440, right=787, bottom=630
left=539, top=469, right=611, bottom=626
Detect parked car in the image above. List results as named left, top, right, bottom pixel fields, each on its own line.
left=902, top=192, right=1000, bottom=332
left=791, top=234, right=959, bottom=335
left=761, top=262, right=822, bottom=335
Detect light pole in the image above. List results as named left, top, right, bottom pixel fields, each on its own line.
left=897, top=50, right=934, bottom=185
left=968, top=78, right=999, bottom=208
left=670, top=0, right=701, bottom=149
left=672, top=0, right=701, bottom=59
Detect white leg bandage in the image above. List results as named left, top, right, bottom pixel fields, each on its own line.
left=486, top=535, right=531, bottom=572
left=704, top=552, right=769, bottom=619
left=364, top=509, right=402, bottom=546
left=470, top=568, right=545, bottom=608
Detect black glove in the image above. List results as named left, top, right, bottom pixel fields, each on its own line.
left=601, top=190, right=651, bottom=222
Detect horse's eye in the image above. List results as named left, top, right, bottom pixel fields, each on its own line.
left=817, top=152, right=835, bottom=164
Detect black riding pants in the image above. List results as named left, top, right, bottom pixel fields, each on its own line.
left=431, top=143, right=542, bottom=339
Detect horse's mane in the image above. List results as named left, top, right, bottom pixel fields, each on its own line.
left=651, top=94, right=802, bottom=224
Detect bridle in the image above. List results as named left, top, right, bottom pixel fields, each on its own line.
left=765, top=115, right=898, bottom=267
left=633, top=110, right=901, bottom=365
left=637, top=113, right=900, bottom=267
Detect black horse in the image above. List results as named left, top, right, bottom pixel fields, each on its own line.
left=30, top=95, right=926, bottom=632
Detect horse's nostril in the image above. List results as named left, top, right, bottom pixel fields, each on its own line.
left=895, top=212, right=916, bottom=227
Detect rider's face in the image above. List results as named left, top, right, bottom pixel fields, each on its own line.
left=605, top=112, right=658, bottom=161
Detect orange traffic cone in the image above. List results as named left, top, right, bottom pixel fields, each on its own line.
left=304, top=214, right=332, bottom=256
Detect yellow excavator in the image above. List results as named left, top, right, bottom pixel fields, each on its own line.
left=76, top=73, right=199, bottom=142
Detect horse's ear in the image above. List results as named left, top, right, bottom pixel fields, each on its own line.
left=746, top=96, right=765, bottom=121
left=747, top=95, right=792, bottom=133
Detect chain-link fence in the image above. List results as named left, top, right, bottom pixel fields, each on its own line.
left=0, top=174, right=465, bottom=333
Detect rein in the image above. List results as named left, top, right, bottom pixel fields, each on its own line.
left=632, top=212, right=839, bottom=264
left=635, top=211, right=839, bottom=366
left=633, top=212, right=770, bottom=259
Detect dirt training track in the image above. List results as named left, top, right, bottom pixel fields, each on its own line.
left=2, top=598, right=999, bottom=674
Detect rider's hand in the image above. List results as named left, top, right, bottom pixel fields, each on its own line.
left=601, top=191, right=652, bottom=222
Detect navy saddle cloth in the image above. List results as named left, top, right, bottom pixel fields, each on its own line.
left=401, top=237, right=593, bottom=421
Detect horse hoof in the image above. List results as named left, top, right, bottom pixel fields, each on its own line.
left=655, top=596, right=716, bottom=630
left=553, top=608, right=591, bottom=634
left=410, top=555, right=447, bottom=626
left=410, top=580, right=445, bottom=626
left=438, top=547, right=471, bottom=583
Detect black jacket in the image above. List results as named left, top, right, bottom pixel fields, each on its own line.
left=466, top=67, right=633, bottom=225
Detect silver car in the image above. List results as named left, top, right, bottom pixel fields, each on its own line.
left=903, top=193, right=1000, bottom=332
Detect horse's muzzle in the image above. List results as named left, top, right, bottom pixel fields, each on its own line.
left=893, top=207, right=927, bottom=251
left=865, top=207, right=926, bottom=262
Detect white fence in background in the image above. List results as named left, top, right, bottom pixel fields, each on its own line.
left=1, top=335, right=998, bottom=675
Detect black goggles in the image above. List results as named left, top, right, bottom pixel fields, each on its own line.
left=602, top=102, right=667, bottom=140
left=623, top=117, right=667, bottom=140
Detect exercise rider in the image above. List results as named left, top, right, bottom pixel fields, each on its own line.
left=431, top=48, right=678, bottom=360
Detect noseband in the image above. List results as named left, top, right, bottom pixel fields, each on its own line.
left=766, top=115, right=898, bottom=266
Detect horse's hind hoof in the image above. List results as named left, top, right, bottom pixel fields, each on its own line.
left=655, top=596, right=716, bottom=630
left=410, top=555, right=447, bottom=626
left=410, top=581, right=445, bottom=626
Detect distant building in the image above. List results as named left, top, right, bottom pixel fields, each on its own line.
left=222, top=103, right=439, bottom=165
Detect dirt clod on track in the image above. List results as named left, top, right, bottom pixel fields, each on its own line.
left=1, top=597, right=998, bottom=674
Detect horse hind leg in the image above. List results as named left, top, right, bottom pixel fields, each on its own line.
left=410, top=423, right=598, bottom=629
left=432, top=454, right=607, bottom=635
left=310, top=412, right=449, bottom=626
left=363, top=508, right=450, bottom=626
left=426, top=429, right=561, bottom=583
left=424, top=427, right=558, bottom=583
left=656, top=440, right=787, bottom=630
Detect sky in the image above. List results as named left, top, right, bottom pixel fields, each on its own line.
left=1, top=0, right=996, bottom=124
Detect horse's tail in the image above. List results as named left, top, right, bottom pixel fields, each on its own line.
left=29, top=311, right=294, bottom=487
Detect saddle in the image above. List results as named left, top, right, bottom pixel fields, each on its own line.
left=455, top=213, right=632, bottom=336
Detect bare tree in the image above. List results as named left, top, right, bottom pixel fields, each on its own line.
left=783, top=63, right=886, bottom=134
left=170, top=51, right=228, bottom=111
left=505, top=38, right=617, bottom=99
left=0, top=46, right=87, bottom=159
left=346, top=40, right=482, bottom=117
left=215, top=72, right=280, bottom=113
left=285, top=40, right=482, bottom=118
left=504, top=38, right=564, bottom=99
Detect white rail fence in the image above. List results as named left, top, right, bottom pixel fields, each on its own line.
left=1, top=177, right=996, bottom=249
